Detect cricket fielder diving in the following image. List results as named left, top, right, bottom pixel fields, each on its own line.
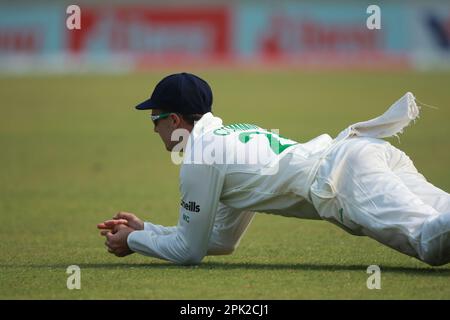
left=97, top=72, right=450, bottom=266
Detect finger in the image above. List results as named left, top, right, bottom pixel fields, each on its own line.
left=97, top=223, right=109, bottom=229
left=106, top=232, right=113, bottom=241
left=108, top=219, right=128, bottom=225
left=98, top=219, right=128, bottom=229
left=107, top=247, right=114, bottom=254
left=100, top=228, right=117, bottom=235
left=114, top=223, right=130, bottom=232
left=113, top=212, right=133, bottom=220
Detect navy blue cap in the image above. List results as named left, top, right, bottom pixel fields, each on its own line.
left=135, top=72, right=213, bottom=114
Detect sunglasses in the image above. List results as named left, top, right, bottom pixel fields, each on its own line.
left=150, top=112, right=171, bottom=126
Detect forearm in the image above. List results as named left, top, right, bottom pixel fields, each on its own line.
left=144, top=222, right=177, bottom=235
left=127, top=230, right=201, bottom=264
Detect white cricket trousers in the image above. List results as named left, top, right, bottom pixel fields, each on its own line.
left=310, top=137, right=450, bottom=266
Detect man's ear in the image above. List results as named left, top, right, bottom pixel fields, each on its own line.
left=170, top=113, right=182, bottom=128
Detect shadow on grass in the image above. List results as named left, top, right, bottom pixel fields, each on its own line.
left=4, top=262, right=450, bottom=275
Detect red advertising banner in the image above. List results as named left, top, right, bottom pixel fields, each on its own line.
left=260, top=16, right=381, bottom=58
left=67, top=6, right=231, bottom=60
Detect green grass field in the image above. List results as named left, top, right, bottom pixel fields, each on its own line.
left=0, top=71, right=449, bottom=299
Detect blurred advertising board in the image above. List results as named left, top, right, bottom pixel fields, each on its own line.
left=0, top=2, right=449, bottom=72
left=234, top=2, right=409, bottom=69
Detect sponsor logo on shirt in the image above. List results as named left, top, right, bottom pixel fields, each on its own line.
left=181, top=200, right=200, bottom=213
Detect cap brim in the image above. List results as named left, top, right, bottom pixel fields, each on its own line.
left=135, top=98, right=157, bottom=110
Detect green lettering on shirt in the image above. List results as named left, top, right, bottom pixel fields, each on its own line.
left=238, top=131, right=297, bottom=155
left=213, top=123, right=297, bottom=155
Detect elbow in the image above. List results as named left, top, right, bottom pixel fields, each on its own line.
left=207, top=244, right=237, bottom=256
left=216, top=245, right=236, bottom=255
left=178, top=255, right=204, bottom=266
left=217, top=236, right=243, bottom=255
left=177, top=250, right=205, bottom=266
